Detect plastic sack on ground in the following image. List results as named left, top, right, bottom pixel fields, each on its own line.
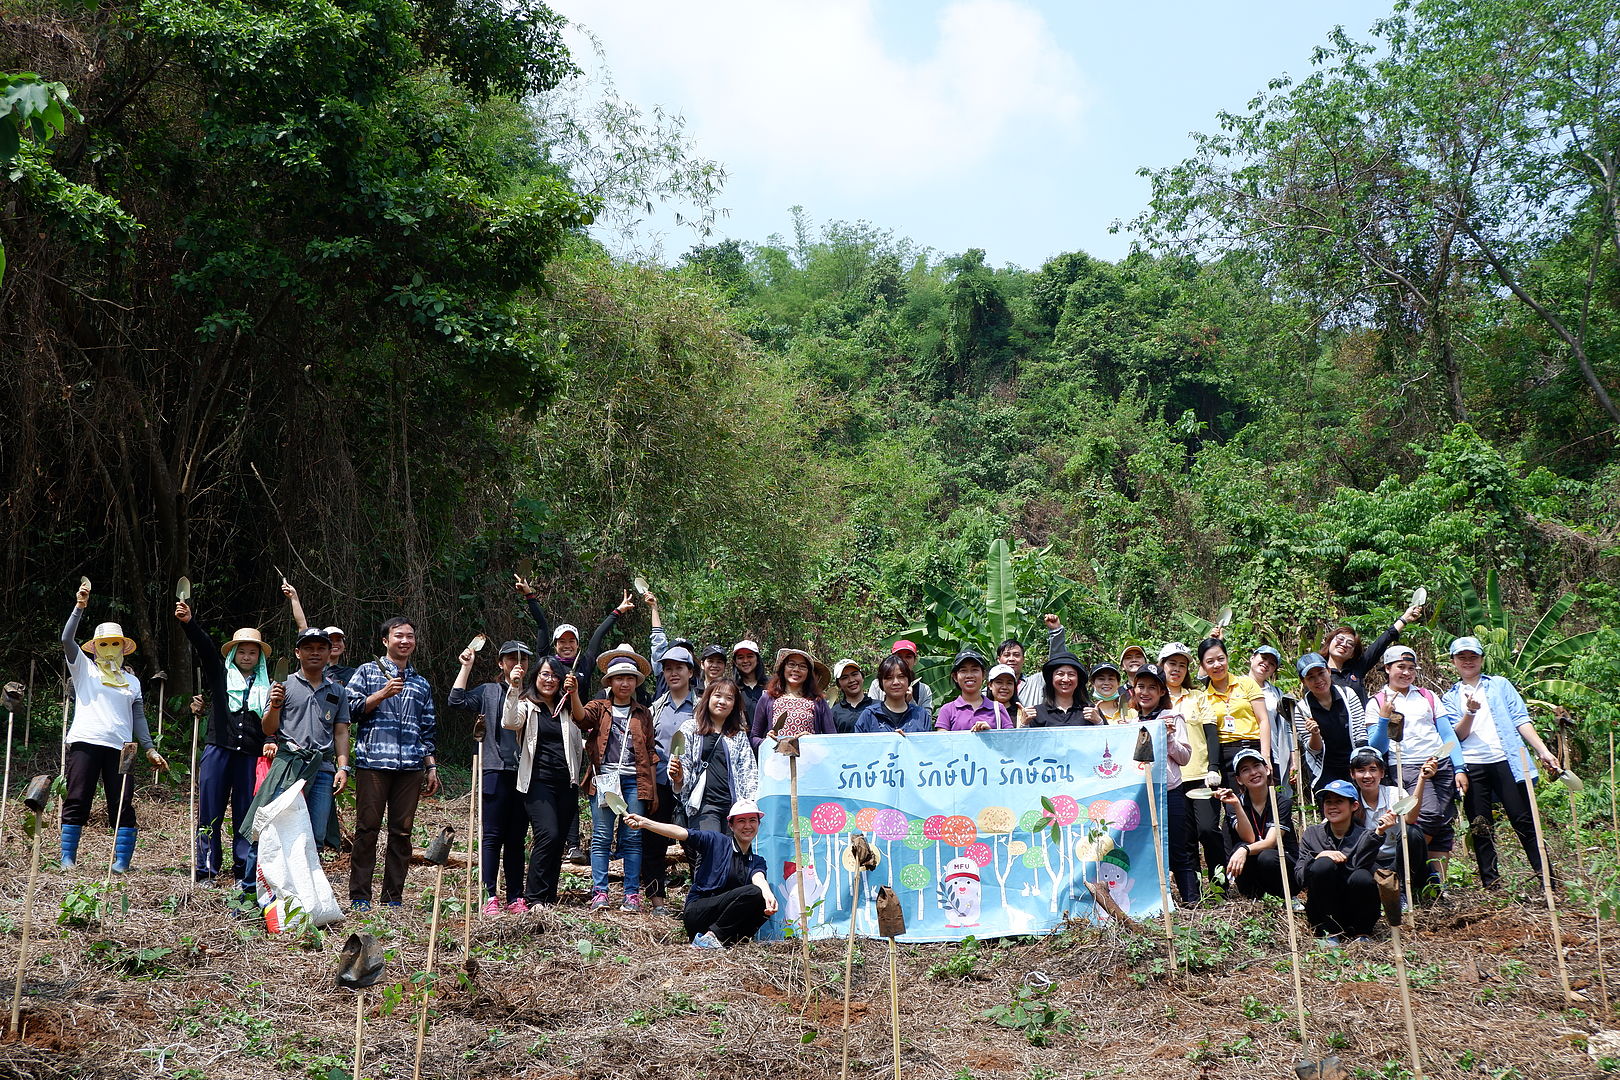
left=251, top=778, right=342, bottom=929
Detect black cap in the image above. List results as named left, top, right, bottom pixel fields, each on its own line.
left=1132, top=662, right=1167, bottom=687
left=295, top=627, right=332, bottom=647
left=700, top=644, right=728, bottom=661
left=1041, top=651, right=1087, bottom=680
left=951, top=649, right=988, bottom=673
left=497, top=640, right=534, bottom=658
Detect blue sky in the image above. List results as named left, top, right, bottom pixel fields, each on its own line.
left=551, top=1, right=1398, bottom=269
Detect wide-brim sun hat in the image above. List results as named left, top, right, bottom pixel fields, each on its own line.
left=221, top=627, right=271, bottom=658
left=774, top=647, right=830, bottom=687
left=1042, top=651, right=1087, bottom=679
left=596, top=644, right=651, bottom=678
left=82, top=622, right=137, bottom=656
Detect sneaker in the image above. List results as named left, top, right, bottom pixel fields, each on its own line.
left=506, top=899, right=529, bottom=915
left=1352, top=935, right=1375, bottom=944
left=567, top=847, right=589, bottom=865
left=1314, top=935, right=1342, bottom=949
left=350, top=900, right=372, bottom=912
left=1291, top=898, right=1306, bottom=914
left=691, top=932, right=724, bottom=950
left=651, top=901, right=672, bottom=918
left=383, top=901, right=402, bottom=908
left=482, top=897, right=503, bottom=917
left=588, top=891, right=610, bottom=911
left=620, top=892, right=643, bottom=913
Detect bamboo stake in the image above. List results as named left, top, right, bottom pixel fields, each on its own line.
left=103, top=753, right=134, bottom=903
left=8, top=821, right=43, bottom=1037
left=351, top=992, right=365, bottom=1080
left=463, top=751, right=478, bottom=954
left=788, top=754, right=813, bottom=1003
left=839, top=866, right=861, bottom=1080
left=1389, top=922, right=1425, bottom=1078
left=1394, top=737, right=1415, bottom=937
left=1521, top=747, right=1574, bottom=1002
left=887, top=936, right=901, bottom=1080
left=1266, top=778, right=1309, bottom=1045
left=58, top=672, right=70, bottom=830
left=412, top=859, right=448, bottom=1080
left=188, top=695, right=201, bottom=884
left=1137, top=745, right=1177, bottom=970
left=1, top=709, right=13, bottom=841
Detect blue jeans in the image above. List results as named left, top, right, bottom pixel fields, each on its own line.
left=591, top=775, right=642, bottom=895
left=306, top=765, right=336, bottom=848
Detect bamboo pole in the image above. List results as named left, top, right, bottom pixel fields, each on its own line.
left=8, top=822, right=43, bottom=1037
left=1266, top=779, right=1309, bottom=1045
left=839, top=866, right=861, bottom=1080
left=24, top=658, right=35, bottom=748
left=1389, top=922, right=1425, bottom=1079
left=788, top=754, right=813, bottom=1002
left=0, top=709, right=13, bottom=841
left=1394, top=737, right=1414, bottom=936
left=887, top=936, right=901, bottom=1080
left=1141, top=754, right=1177, bottom=970
left=351, top=992, right=366, bottom=1080
left=1521, top=747, right=1573, bottom=1002
left=412, top=860, right=447, bottom=1080
left=463, top=751, right=478, bottom=954
left=188, top=696, right=201, bottom=884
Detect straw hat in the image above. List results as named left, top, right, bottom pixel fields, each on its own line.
left=221, top=627, right=272, bottom=658
left=595, top=643, right=651, bottom=678
left=81, top=622, right=136, bottom=656
left=774, top=647, right=830, bottom=688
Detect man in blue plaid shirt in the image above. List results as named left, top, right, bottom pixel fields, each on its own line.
left=346, top=616, right=439, bottom=908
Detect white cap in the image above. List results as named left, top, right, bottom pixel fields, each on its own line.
left=987, top=663, right=1017, bottom=683
left=1381, top=644, right=1416, bottom=667
left=728, top=798, right=763, bottom=820
left=322, top=626, right=345, bottom=638
left=1157, top=641, right=1192, bottom=663
left=731, top=639, right=760, bottom=656
left=552, top=623, right=580, bottom=642
left=831, top=658, right=861, bottom=681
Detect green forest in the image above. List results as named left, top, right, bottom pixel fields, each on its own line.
left=3, top=0, right=1618, bottom=743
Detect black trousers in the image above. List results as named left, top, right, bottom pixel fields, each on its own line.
left=1377, top=826, right=1431, bottom=892
left=63, top=742, right=137, bottom=829
left=683, top=885, right=768, bottom=945
left=481, top=769, right=530, bottom=902
left=1181, top=782, right=1226, bottom=881
left=1463, top=759, right=1548, bottom=887
left=642, top=782, right=676, bottom=899
left=1167, top=785, right=1199, bottom=902
left=351, top=768, right=423, bottom=904
left=521, top=773, right=578, bottom=904
left=1302, top=858, right=1380, bottom=937
left=1234, top=848, right=1291, bottom=901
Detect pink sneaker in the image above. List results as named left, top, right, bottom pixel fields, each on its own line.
left=481, top=896, right=502, bottom=916
left=506, top=899, right=529, bottom=915
left=620, top=892, right=643, bottom=913
left=588, top=891, right=610, bottom=911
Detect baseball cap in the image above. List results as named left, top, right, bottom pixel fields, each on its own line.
left=1131, top=662, right=1167, bottom=687
left=295, top=627, right=332, bottom=647
left=831, top=659, right=861, bottom=681
left=1349, top=745, right=1386, bottom=770
left=1157, top=642, right=1192, bottom=663
left=699, top=644, right=728, bottom=662
left=1380, top=645, right=1416, bottom=667
left=552, top=623, right=580, bottom=642
left=1449, top=636, right=1484, bottom=657
left=661, top=646, right=695, bottom=668
left=1089, top=660, right=1121, bottom=679
left=891, top=639, right=919, bottom=655
left=1316, top=779, right=1360, bottom=804
left=497, top=640, right=534, bottom=658
left=731, top=639, right=760, bottom=656
left=1295, top=652, right=1328, bottom=678
left=728, top=799, right=763, bottom=820
left=322, top=626, right=345, bottom=638
left=1251, top=645, right=1282, bottom=665
left=951, top=649, right=988, bottom=673
left=986, top=663, right=1017, bottom=683
left=1231, top=747, right=1268, bottom=772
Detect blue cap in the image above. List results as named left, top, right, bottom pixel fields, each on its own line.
left=1449, top=636, right=1484, bottom=657
left=1252, top=645, right=1281, bottom=664
left=1316, top=779, right=1359, bottom=804
left=1295, top=652, right=1328, bottom=678
left=661, top=646, right=695, bottom=668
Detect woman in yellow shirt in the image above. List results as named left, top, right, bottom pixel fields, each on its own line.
left=1196, top=637, right=1271, bottom=784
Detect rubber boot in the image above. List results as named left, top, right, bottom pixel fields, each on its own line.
left=111, top=827, right=137, bottom=873
left=60, top=823, right=83, bottom=870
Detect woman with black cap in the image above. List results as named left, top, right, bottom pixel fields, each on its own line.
left=1027, top=652, right=1089, bottom=727
left=453, top=638, right=536, bottom=915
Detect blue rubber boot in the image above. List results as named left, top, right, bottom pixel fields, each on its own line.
left=111, top=827, right=137, bottom=873
left=60, top=823, right=83, bottom=870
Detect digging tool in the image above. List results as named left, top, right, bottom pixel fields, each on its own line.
left=462, top=746, right=479, bottom=972
left=1265, top=775, right=1313, bottom=1071
left=841, top=832, right=878, bottom=1080
left=413, top=826, right=455, bottom=1080
left=633, top=576, right=650, bottom=599
left=9, top=777, right=52, bottom=1038
left=151, top=668, right=167, bottom=748
left=1133, top=726, right=1177, bottom=970
left=1214, top=605, right=1233, bottom=629
left=336, top=932, right=385, bottom=1080
left=875, top=885, right=904, bottom=1080
left=1521, top=747, right=1576, bottom=1003
left=102, top=741, right=138, bottom=902
left=1, top=682, right=22, bottom=841
left=778, top=736, right=815, bottom=1004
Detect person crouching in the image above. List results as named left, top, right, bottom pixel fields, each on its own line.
left=625, top=799, right=777, bottom=948
left=1296, top=779, right=1395, bottom=944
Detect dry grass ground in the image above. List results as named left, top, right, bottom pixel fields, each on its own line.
left=0, top=772, right=1613, bottom=1080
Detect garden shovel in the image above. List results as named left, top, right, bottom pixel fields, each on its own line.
left=336, top=932, right=385, bottom=1080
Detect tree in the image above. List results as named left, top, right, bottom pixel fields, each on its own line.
left=1137, top=0, right=1620, bottom=426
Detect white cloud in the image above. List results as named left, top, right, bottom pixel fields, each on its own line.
left=557, top=0, right=1087, bottom=196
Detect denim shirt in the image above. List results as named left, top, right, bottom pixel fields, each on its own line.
left=349, top=657, right=437, bottom=771
left=1439, top=674, right=1536, bottom=782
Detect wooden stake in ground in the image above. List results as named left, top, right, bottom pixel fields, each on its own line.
left=874, top=885, right=905, bottom=1080
left=151, top=669, right=167, bottom=753
left=841, top=832, right=878, bottom=1080
left=1131, top=726, right=1177, bottom=970
left=1391, top=723, right=1416, bottom=936
left=336, top=931, right=384, bottom=1080
left=462, top=746, right=479, bottom=974
left=1387, top=914, right=1426, bottom=1079
left=58, top=670, right=70, bottom=830
left=1610, top=731, right=1618, bottom=862
left=0, top=700, right=17, bottom=841
left=1266, top=778, right=1310, bottom=1052
left=780, top=738, right=814, bottom=1003
left=10, top=777, right=53, bottom=1038
left=1520, top=746, right=1574, bottom=1003
left=413, top=826, right=455, bottom=1080
left=24, top=657, right=35, bottom=749
left=1558, top=728, right=1608, bottom=1012
left=188, top=690, right=201, bottom=884
left=102, top=742, right=137, bottom=902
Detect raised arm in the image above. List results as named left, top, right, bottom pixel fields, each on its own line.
left=282, top=580, right=309, bottom=632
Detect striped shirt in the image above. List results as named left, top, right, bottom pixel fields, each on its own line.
left=349, top=657, right=436, bottom=770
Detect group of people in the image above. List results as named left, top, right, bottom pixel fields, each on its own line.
left=57, top=577, right=1562, bottom=948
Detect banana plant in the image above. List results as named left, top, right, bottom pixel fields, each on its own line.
left=1449, top=559, right=1602, bottom=714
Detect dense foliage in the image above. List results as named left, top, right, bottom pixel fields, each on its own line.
left=2, top=0, right=1616, bottom=757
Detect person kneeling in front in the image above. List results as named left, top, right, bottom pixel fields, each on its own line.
left=1296, top=779, right=1394, bottom=944
left=625, top=799, right=776, bottom=948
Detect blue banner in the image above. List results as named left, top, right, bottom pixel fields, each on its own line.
left=755, top=726, right=1170, bottom=942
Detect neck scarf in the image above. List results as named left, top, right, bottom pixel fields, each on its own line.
left=226, top=647, right=270, bottom=717
left=94, top=655, right=129, bottom=689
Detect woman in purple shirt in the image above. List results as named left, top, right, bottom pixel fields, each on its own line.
left=935, top=650, right=1015, bottom=731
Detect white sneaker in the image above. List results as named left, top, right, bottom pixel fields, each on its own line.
left=691, top=932, right=723, bottom=950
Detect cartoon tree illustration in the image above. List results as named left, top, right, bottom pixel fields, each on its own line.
left=854, top=806, right=881, bottom=835
left=903, top=819, right=933, bottom=919
left=899, top=861, right=932, bottom=920
left=1020, top=807, right=1061, bottom=900
left=873, top=808, right=909, bottom=889
left=811, top=802, right=848, bottom=899
left=923, top=814, right=947, bottom=882
left=976, top=805, right=1017, bottom=907
left=1036, top=795, right=1082, bottom=910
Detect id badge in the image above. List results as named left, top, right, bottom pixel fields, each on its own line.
left=1222, top=713, right=1237, bottom=734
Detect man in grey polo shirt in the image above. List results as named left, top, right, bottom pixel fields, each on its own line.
left=260, top=626, right=351, bottom=848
